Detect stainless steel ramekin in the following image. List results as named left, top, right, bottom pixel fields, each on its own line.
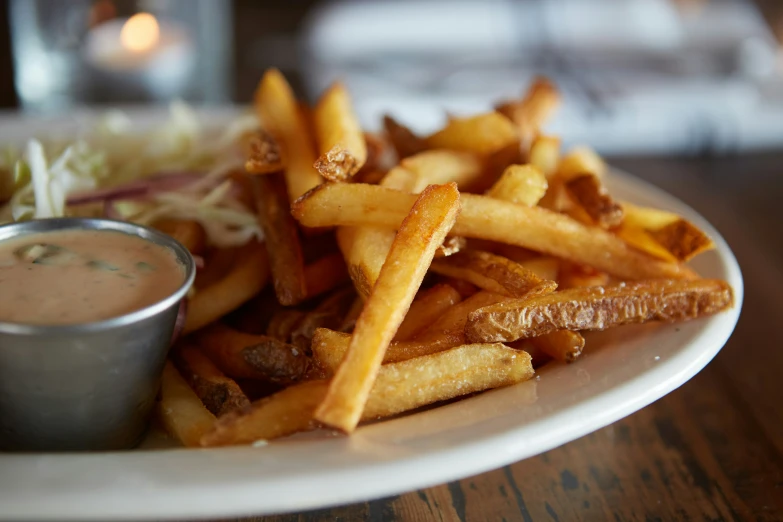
left=0, top=218, right=195, bottom=452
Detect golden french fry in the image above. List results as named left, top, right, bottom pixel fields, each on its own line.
left=291, top=183, right=693, bottom=281
left=430, top=250, right=557, bottom=298
left=621, top=202, right=714, bottom=262
left=529, top=136, right=561, bottom=178
left=315, top=183, right=461, bottom=432
left=312, top=328, right=461, bottom=375
left=383, top=114, right=427, bottom=160
left=289, top=287, right=356, bottom=351
left=414, top=290, right=508, bottom=343
left=185, top=242, right=269, bottom=334
left=153, top=219, right=206, bottom=255
left=252, top=175, right=307, bottom=306
left=425, top=112, right=519, bottom=156
left=398, top=150, right=485, bottom=192
left=158, top=361, right=216, bottom=448
left=336, top=226, right=393, bottom=299
left=558, top=146, right=606, bottom=181
left=486, top=164, right=548, bottom=207
left=244, top=129, right=284, bottom=175
left=195, top=323, right=309, bottom=385
left=254, top=69, right=322, bottom=201
left=173, top=344, right=250, bottom=416
left=313, top=83, right=367, bottom=181
left=266, top=309, right=306, bottom=342
left=615, top=224, right=678, bottom=262
left=466, top=279, right=734, bottom=342
left=497, top=77, right=560, bottom=148
left=558, top=264, right=611, bottom=289
left=394, top=284, right=462, bottom=341
left=518, top=257, right=560, bottom=281
left=565, top=173, right=624, bottom=229
left=304, top=252, right=350, bottom=300
left=529, top=331, right=585, bottom=363
left=202, top=343, right=533, bottom=446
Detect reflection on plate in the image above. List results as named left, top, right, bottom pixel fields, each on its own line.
left=0, top=110, right=743, bottom=522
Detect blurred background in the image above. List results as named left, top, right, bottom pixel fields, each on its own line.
left=0, top=0, right=782, bottom=155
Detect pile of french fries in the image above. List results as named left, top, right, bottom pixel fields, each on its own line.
left=158, top=70, right=734, bottom=447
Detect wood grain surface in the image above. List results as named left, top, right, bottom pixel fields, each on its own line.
left=204, top=154, right=783, bottom=522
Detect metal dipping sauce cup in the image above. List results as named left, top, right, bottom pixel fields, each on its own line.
left=0, top=218, right=196, bottom=452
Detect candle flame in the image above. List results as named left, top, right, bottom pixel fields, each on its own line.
left=120, top=13, right=160, bottom=53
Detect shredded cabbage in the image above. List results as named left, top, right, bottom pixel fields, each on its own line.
left=0, top=102, right=263, bottom=248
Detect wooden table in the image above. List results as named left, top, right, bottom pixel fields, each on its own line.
left=222, top=154, right=783, bottom=521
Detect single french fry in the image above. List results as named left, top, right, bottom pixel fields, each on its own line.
left=201, top=343, right=533, bottom=446
left=158, top=361, right=216, bottom=448
left=529, top=331, right=585, bottom=363
left=518, top=257, right=560, bottom=281
left=185, top=242, right=269, bottom=334
left=291, top=184, right=693, bottom=281
left=313, top=83, right=367, bottom=181
left=304, top=252, right=350, bottom=300
left=153, top=219, right=206, bottom=255
left=312, top=328, right=461, bottom=375
left=383, top=114, right=427, bottom=159
left=252, top=174, right=307, bottom=306
left=565, top=173, right=624, bottom=229
left=497, top=77, right=560, bottom=149
left=244, top=129, right=284, bottom=175
left=195, top=323, right=309, bottom=385
left=557, top=146, right=607, bottom=181
left=558, top=263, right=611, bottom=289
left=615, top=224, right=678, bottom=262
left=173, top=344, right=250, bottom=416
left=394, top=284, right=462, bottom=341
left=266, top=309, right=306, bottom=342
left=254, top=69, right=322, bottom=201
left=414, top=290, right=508, bottom=344
left=315, top=183, right=461, bottom=432
left=290, top=287, right=356, bottom=351
left=486, top=164, right=548, bottom=207
left=430, top=250, right=557, bottom=298
left=336, top=226, right=393, bottom=299
left=529, top=136, right=561, bottom=178
left=466, top=279, right=734, bottom=342
left=398, top=150, right=485, bottom=192
left=425, top=112, right=519, bottom=156
left=621, top=202, right=714, bottom=262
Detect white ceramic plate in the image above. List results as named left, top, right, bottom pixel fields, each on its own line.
left=0, top=111, right=743, bottom=521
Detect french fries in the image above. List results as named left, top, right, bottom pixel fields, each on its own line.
left=430, top=250, right=557, bottom=298
left=529, top=331, right=585, bottom=363
left=565, top=174, right=624, bottom=229
left=153, top=69, right=736, bottom=449
left=315, top=183, right=461, bottom=432
left=303, top=253, right=350, bottom=300
left=486, top=165, right=548, bottom=207
left=383, top=114, right=427, bottom=159
left=414, top=290, right=508, bottom=344
left=195, top=323, right=309, bottom=385
left=425, top=112, right=519, bottom=156
left=312, top=328, right=461, bottom=375
left=254, top=69, right=322, bottom=201
left=158, top=361, right=216, bottom=448
left=291, top=183, right=693, bottom=281
left=466, top=279, right=734, bottom=342
left=244, top=129, right=284, bottom=175
left=394, top=284, right=462, bottom=341
left=252, top=175, right=307, bottom=306
left=184, top=241, right=269, bottom=334
left=173, top=344, right=250, bottom=416
left=202, top=343, right=533, bottom=446
left=313, top=83, right=367, bottom=181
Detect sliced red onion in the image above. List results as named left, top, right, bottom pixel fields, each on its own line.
left=67, top=172, right=205, bottom=205
left=169, top=299, right=188, bottom=346
left=69, top=185, right=148, bottom=205
left=103, top=200, right=123, bottom=220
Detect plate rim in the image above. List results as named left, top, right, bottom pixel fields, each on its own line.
left=0, top=111, right=744, bottom=520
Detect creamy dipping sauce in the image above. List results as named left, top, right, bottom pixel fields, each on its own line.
left=0, top=229, right=185, bottom=325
